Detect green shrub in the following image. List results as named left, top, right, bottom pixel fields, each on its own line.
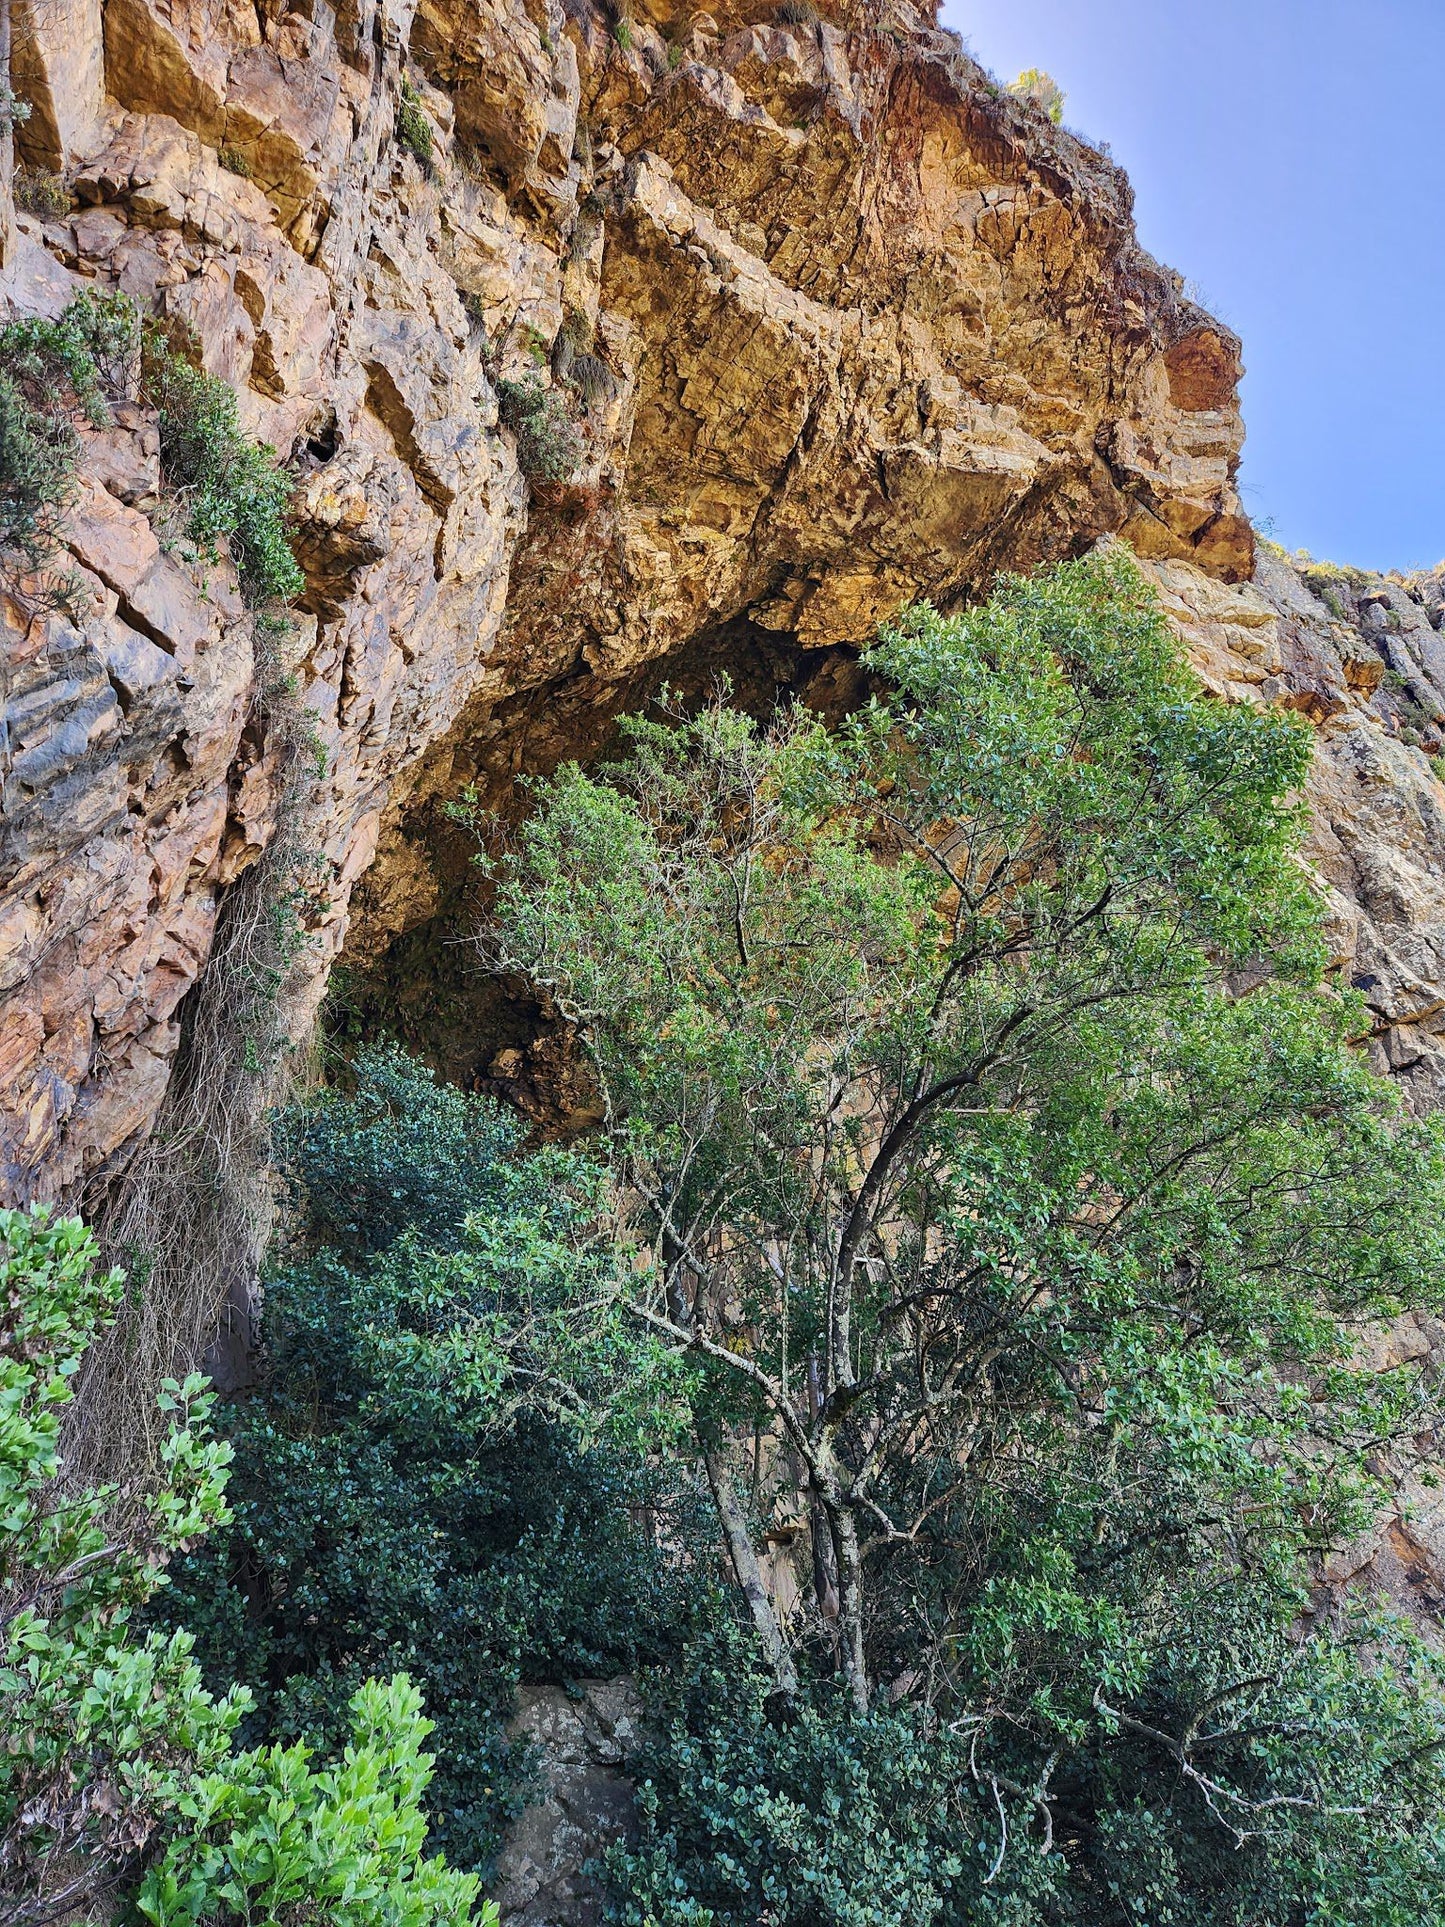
left=488, top=550, right=1445, bottom=1914
left=13, top=165, right=70, bottom=216
left=0, top=292, right=303, bottom=615
left=614, top=1611, right=1445, bottom=1926
left=216, top=146, right=252, bottom=178
left=774, top=0, right=819, bottom=25
left=0, top=1207, right=483, bottom=1926
left=155, top=1047, right=704, bottom=1875
left=396, top=77, right=435, bottom=172
left=495, top=374, right=583, bottom=482
left=0, top=290, right=139, bottom=593
left=143, top=340, right=304, bottom=608
left=1008, top=67, right=1066, bottom=124
left=134, top=1676, right=489, bottom=1927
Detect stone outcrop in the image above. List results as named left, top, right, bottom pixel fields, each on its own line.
left=2, top=0, right=1262, bottom=1201
left=1147, top=547, right=1445, bottom=1109
left=491, top=1680, right=641, bottom=1927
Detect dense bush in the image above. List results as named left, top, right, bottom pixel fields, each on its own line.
left=157, top=1047, right=705, bottom=1875
left=0, top=1206, right=483, bottom=1927
left=615, top=1594, right=1445, bottom=1925
left=396, top=76, right=435, bottom=172
left=12, top=166, right=70, bottom=217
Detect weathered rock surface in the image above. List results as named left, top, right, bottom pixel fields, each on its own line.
left=0, top=0, right=1442, bottom=1607
left=2, top=0, right=1263, bottom=1200
left=492, top=1680, right=641, bottom=1927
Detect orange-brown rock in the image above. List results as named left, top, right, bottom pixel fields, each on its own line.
left=1, top=0, right=1264, bottom=1203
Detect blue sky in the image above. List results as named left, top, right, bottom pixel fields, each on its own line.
left=941, top=0, right=1444, bottom=572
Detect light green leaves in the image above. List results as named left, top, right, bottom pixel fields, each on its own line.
left=136, top=1677, right=488, bottom=1927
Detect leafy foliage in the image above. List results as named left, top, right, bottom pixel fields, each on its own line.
left=485, top=550, right=1445, bottom=1917
left=0, top=1207, right=481, bottom=1927
left=0, top=290, right=138, bottom=597
left=496, top=374, right=583, bottom=482
left=0, top=1206, right=239, bottom=1922
left=143, top=340, right=304, bottom=608
left=134, top=1677, right=488, bottom=1927
left=614, top=1610, right=1445, bottom=1927
left=156, top=1047, right=702, bottom=1875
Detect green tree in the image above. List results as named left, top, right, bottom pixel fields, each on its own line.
left=486, top=550, right=1445, bottom=1917
left=0, top=1205, right=485, bottom=1927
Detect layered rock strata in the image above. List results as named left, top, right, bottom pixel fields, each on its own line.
left=3, top=0, right=1260, bottom=1199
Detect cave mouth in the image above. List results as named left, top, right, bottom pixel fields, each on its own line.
left=333, top=618, right=872, bottom=1123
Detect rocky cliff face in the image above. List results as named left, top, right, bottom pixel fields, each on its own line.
left=1, top=0, right=1443, bottom=1515
left=2, top=0, right=1264, bottom=1202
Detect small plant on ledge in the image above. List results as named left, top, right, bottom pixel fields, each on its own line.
left=13, top=164, right=70, bottom=215
left=496, top=373, right=584, bottom=483
left=1008, top=66, right=1066, bottom=124
left=396, top=74, right=435, bottom=174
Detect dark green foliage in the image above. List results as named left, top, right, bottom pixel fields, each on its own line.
left=0, top=290, right=137, bottom=591
left=496, top=375, right=584, bottom=482
left=150, top=556, right=1445, bottom=1921
left=157, top=1048, right=706, bottom=1875
left=396, top=77, right=434, bottom=172
left=144, top=343, right=304, bottom=608
left=611, top=1631, right=999, bottom=1927
left=276, top=1045, right=517, bottom=1254
left=615, top=1609, right=1445, bottom=1926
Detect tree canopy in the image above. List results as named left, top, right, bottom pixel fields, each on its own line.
left=485, top=549, right=1445, bottom=1920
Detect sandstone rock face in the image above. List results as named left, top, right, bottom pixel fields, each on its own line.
left=492, top=1680, right=641, bottom=1927
left=2, top=0, right=1261, bottom=1204
left=1141, top=545, right=1445, bottom=1629
left=1147, top=547, right=1445, bottom=1111
left=0, top=0, right=1442, bottom=1841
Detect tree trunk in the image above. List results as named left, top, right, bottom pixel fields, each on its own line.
left=806, top=1355, right=841, bottom=1644
left=705, top=1450, right=798, bottom=1697
left=833, top=1502, right=869, bottom=1711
